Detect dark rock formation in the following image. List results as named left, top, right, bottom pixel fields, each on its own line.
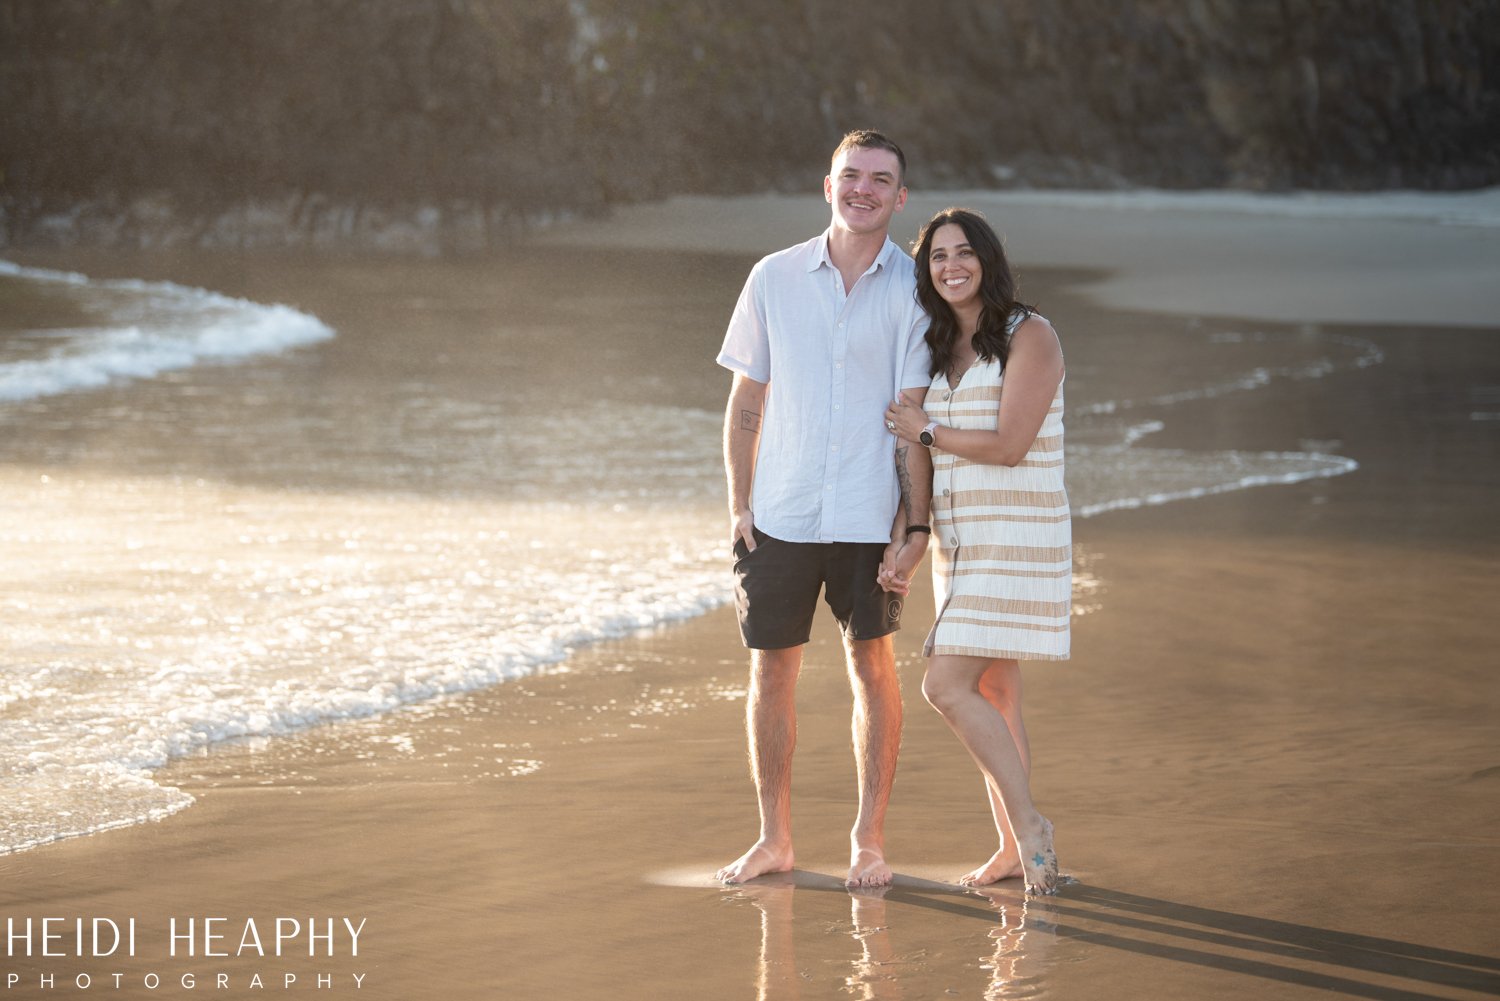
left=2, top=0, right=1496, bottom=251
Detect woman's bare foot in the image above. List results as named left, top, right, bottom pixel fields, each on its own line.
left=957, top=847, right=1023, bottom=887
left=1019, top=818, right=1058, bottom=897
left=716, top=840, right=794, bottom=884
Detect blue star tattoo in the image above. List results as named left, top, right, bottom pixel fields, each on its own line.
left=1032, top=853, right=1046, bottom=867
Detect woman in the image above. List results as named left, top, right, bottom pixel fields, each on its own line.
left=883, top=207, right=1067, bottom=896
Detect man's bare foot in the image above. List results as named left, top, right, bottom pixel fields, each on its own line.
left=846, top=843, right=892, bottom=888
left=957, top=847, right=1023, bottom=887
left=1019, top=817, right=1058, bottom=897
left=716, top=840, right=794, bottom=884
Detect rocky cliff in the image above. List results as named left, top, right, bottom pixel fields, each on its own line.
left=3, top=0, right=1496, bottom=252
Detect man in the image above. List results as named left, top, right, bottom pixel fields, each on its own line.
left=715, top=130, right=933, bottom=888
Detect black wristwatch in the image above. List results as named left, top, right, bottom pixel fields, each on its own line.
left=918, top=421, right=939, bottom=447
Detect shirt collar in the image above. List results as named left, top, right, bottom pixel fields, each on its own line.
left=807, top=230, right=896, bottom=276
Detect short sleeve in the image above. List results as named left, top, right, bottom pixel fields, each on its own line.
left=898, top=292, right=932, bottom=392
left=716, top=261, right=771, bottom=382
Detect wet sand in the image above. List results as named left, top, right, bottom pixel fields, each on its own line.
left=4, top=194, right=1500, bottom=999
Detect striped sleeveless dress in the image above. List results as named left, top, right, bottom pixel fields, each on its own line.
left=923, top=313, right=1071, bottom=661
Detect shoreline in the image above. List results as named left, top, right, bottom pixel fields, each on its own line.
left=536, top=187, right=1500, bottom=328
left=3, top=193, right=1497, bottom=999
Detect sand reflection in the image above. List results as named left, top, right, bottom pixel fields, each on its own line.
left=718, top=872, right=1500, bottom=999
left=731, top=882, right=802, bottom=1000
left=845, top=889, right=902, bottom=1000
left=969, top=888, right=1057, bottom=999
left=724, top=873, right=1057, bottom=1000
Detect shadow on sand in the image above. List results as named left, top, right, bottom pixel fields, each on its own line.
left=721, top=870, right=1500, bottom=1000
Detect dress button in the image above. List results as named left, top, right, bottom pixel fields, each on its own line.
left=949, top=537, right=958, bottom=546
left=942, top=392, right=951, bottom=401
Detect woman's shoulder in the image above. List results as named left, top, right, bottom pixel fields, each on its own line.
left=1008, top=308, right=1056, bottom=339
left=1005, top=310, right=1064, bottom=376
left=1008, top=307, right=1056, bottom=330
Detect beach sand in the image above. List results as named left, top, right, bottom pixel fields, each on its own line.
left=4, top=193, right=1499, bottom=999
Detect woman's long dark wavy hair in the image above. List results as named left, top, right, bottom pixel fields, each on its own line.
left=913, top=208, right=1031, bottom=380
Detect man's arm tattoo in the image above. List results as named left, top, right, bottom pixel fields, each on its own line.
left=739, top=409, right=761, bottom=434
left=894, top=445, right=914, bottom=524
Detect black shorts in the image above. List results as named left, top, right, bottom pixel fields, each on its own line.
left=732, top=528, right=903, bottom=650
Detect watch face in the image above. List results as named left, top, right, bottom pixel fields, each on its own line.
left=919, top=430, right=934, bottom=446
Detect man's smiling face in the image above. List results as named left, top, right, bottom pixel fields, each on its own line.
left=825, top=146, right=907, bottom=238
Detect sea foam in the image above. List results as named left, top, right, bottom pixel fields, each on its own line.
left=0, top=260, right=334, bottom=402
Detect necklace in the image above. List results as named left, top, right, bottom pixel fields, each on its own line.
left=947, top=336, right=980, bottom=386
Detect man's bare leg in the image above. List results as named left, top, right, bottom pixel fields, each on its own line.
left=845, top=635, right=902, bottom=888
left=960, top=661, right=1031, bottom=886
left=718, top=646, right=803, bottom=883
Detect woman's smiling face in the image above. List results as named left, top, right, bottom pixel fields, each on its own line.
left=927, top=223, right=982, bottom=310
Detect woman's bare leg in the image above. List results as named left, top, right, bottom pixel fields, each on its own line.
left=923, top=654, right=1057, bottom=895
left=960, top=661, right=1031, bottom=886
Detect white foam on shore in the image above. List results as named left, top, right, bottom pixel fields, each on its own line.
left=1, top=477, right=731, bottom=856
left=1073, top=449, right=1357, bottom=519
left=1076, top=334, right=1384, bottom=419
left=0, top=260, right=335, bottom=402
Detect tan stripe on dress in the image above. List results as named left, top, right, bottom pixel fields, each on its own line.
left=938, top=543, right=1071, bottom=562
left=947, top=565, right=1071, bottom=579
left=949, top=488, right=1070, bottom=508
left=946, top=595, right=1072, bottom=618
left=938, top=614, right=1071, bottom=633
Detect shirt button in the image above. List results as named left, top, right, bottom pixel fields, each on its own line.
left=834, top=404, right=840, bottom=410
left=831, top=445, right=839, bottom=451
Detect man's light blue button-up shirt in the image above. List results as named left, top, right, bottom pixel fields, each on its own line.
left=717, top=230, right=931, bottom=544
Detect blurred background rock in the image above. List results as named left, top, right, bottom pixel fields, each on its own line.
left=3, top=0, right=1497, bottom=252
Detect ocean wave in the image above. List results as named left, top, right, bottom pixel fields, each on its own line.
left=0, top=260, right=335, bottom=402
left=0, top=481, right=730, bottom=856
left=1072, top=448, right=1357, bottom=518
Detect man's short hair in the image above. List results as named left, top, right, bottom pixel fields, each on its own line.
left=831, top=129, right=907, bottom=187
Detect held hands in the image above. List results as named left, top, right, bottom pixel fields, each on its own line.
left=878, top=532, right=928, bottom=596
left=884, top=392, right=929, bottom=444
left=880, top=391, right=933, bottom=594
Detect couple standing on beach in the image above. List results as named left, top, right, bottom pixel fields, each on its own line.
left=715, top=130, right=1067, bottom=897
